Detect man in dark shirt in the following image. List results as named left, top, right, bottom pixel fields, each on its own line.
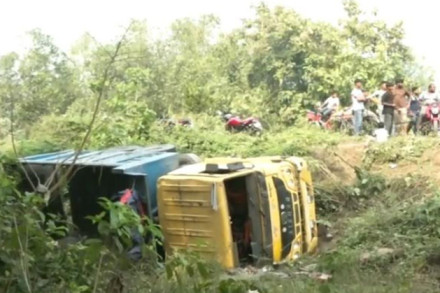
left=382, top=82, right=395, bottom=135
left=408, top=87, right=421, bottom=134
left=393, top=79, right=410, bottom=135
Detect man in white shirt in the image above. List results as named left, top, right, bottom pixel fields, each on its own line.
left=417, top=83, right=439, bottom=130
left=420, top=83, right=439, bottom=104
left=369, top=81, right=387, bottom=123
left=321, top=91, right=340, bottom=118
left=351, top=79, right=366, bottom=135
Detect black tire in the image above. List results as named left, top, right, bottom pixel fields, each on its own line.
left=252, top=129, right=263, bottom=136
left=420, top=121, right=432, bottom=136
left=247, top=124, right=263, bottom=136
left=309, top=121, right=322, bottom=129
left=335, top=119, right=353, bottom=135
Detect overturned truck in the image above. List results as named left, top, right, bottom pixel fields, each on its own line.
left=158, top=156, right=318, bottom=268
left=18, top=145, right=187, bottom=236
left=18, top=146, right=318, bottom=268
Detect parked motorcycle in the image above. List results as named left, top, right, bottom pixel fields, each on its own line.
left=221, top=113, right=263, bottom=135
left=307, top=107, right=379, bottom=135
left=421, top=102, right=440, bottom=135
left=307, top=110, right=332, bottom=130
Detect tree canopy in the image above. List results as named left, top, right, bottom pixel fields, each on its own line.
left=0, top=0, right=433, bottom=139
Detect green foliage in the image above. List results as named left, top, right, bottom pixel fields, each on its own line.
left=0, top=154, right=169, bottom=292
left=0, top=1, right=438, bottom=292
left=163, top=252, right=218, bottom=292
left=0, top=162, right=111, bottom=292
left=340, top=187, right=440, bottom=277
left=89, top=198, right=145, bottom=251
left=146, top=117, right=347, bottom=158
left=363, top=137, right=438, bottom=168
left=1, top=1, right=430, bottom=135
left=29, top=96, right=156, bottom=149
left=0, top=30, right=83, bottom=131
left=315, top=167, right=386, bottom=214
left=311, top=172, right=440, bottom=293
left=89, top=198, right=162, bottom=257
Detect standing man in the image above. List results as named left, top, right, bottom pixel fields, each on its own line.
left=393, top=79, right=410, bottom=135
left=351, top=79, right=366, bottom=135
left=417, top=83, right=439, bottom=130
left=369, top=81, right=387, bottom=123
left=381, top=82, right=395, bottom=135
left=408, top=87, right=421, bottom=134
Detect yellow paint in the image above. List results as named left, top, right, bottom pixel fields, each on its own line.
left=265, top=177, right=282, bottom=262
left=157, top=156, right=318, bottom=268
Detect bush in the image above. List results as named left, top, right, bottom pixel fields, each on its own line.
left=363, top=137, right=438, bottom=168
left=147, top=117, right=348, bottom=158
left=315, top=168, right=386, bottom=215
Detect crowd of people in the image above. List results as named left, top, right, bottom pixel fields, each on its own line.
left=319, top=79, right=440, bottom=138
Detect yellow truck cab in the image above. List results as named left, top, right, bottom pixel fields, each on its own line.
left=157, top=157, right=317, bottom=269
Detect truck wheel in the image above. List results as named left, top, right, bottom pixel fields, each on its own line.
left=178, top=153, right=202, bottom=166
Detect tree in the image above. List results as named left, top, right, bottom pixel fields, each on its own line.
left=0, top=30, right=84, bottom=131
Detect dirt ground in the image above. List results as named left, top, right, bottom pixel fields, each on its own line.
left=372, top=147, right=440, bottom=183
left=311, top=142, right=366, bottom=184
left=313, top=140, right=440, bottom=184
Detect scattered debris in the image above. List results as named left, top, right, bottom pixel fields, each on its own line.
left=269, top=272, right=290, bottom=279
left=261, top=265, right=273, bottom=273
left=389, top=163, right=398, bottom=169
left=311, top=272, right=332, bottom=282
left=302, top=264, right=318, bottom=272
left=360, top=252, right=371, bottom=263
left=376, top=248, right=395, bottom=256
left=226, top=263, right=332, bottom=284
left=325, top=232, right=334, bottom=241
left=360, top=247, right=403, bottom=263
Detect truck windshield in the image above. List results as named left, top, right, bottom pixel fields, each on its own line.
left=272, top=177, right=297, bottom=258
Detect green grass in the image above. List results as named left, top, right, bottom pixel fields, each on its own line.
left=3, top=116, right=440, bottom=292
left=118, top=160, right=440, bottom=293
left=362, top=136, right=439, bottom=168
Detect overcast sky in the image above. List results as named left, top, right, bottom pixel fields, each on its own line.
left=1, top=0, right=439, bottom=81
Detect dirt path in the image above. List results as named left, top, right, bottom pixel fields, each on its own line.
left=311, top=141, right=366, bottom=183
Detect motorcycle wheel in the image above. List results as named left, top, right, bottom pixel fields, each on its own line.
left=252, top=128, right=263, bottom=136
left=336, top=119, right=353, bottom=135
left=420, top=121, right=432, bottom=136
left=433, top=120, right=439, bottom=134
left=308, top=121, right=322, bottom=129
left=243, top=125, right=257, bottom=136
